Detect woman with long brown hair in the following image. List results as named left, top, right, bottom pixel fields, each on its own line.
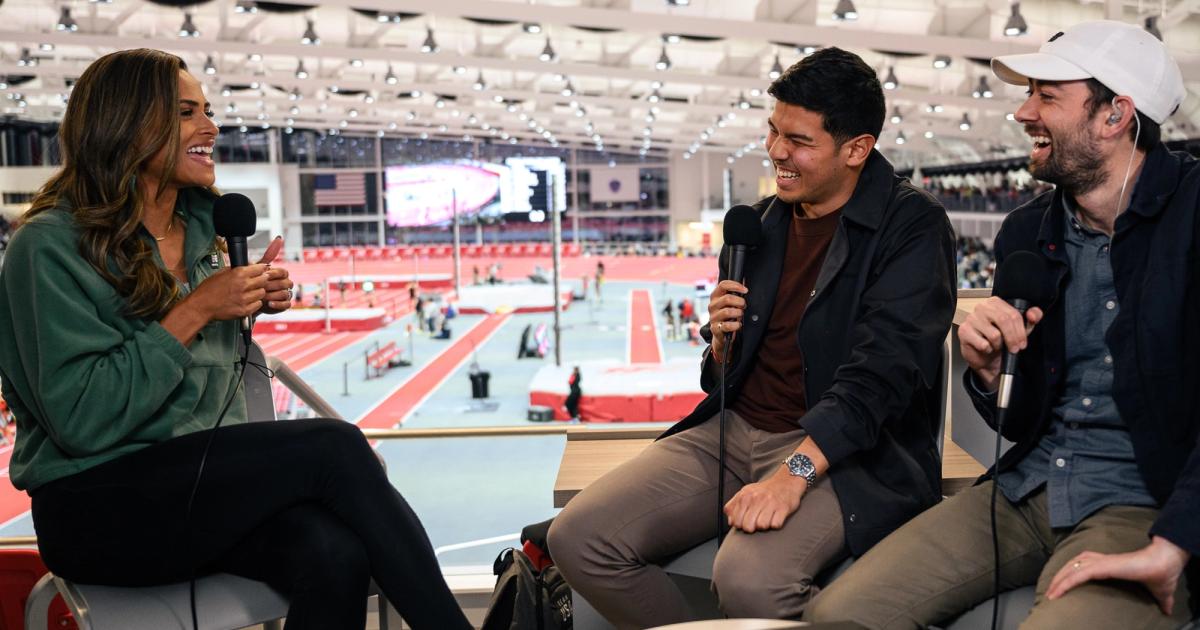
left=0, top=49, right=470, bottom=629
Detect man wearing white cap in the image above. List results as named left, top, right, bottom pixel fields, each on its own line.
left=808, top=20, right=1198, bottom=629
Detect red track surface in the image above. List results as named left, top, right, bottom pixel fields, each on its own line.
left=628, top=290, right=663, bottom=364
left=284, top=255, right=717, bottom=287
left=354, top=313, right=511, bottom=430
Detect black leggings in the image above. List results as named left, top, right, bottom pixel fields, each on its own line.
left=30, top=419, right=471, bottom=630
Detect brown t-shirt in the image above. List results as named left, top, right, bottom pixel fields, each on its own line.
left=731, top=206, right=841, bottom=433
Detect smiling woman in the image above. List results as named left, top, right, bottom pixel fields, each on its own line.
left=0, top=49, right=471, bottom=630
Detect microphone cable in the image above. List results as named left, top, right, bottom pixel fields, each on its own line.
left=717, top=337, right=732, bottom=546
left=185, top=339, right=254, bottom=630
left=989, top=404, right=1008, bottom=630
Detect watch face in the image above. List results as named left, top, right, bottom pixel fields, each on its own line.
left=787, top=453, right=814, bottom=476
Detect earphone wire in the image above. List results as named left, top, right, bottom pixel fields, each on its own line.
left=1114, top=98, right=1142, bottom=217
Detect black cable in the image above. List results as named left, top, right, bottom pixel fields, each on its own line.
left=716, top=339, right=732, bottom=546
left=186, top=344, right=252, bottom=630
left=990, top=406, right=1008, bottom=630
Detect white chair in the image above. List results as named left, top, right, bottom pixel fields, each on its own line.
left=23, top=341, right=398, bottom=630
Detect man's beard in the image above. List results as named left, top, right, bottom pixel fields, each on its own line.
left=1029, top=127, right=1107, bottom=196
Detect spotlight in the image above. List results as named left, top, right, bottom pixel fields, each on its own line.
left=972, top=76, right=994, bottom=99
left=522, top=22, right=541, bottom=34
left=648, top=89, right=661, bottom=103
left=768, top=53, right=783, bottom=80
left=56, top=7, right=78, bottom=32
left=349, top=58, right=364, bottom=68
left=924, top=130, right=934, bottom=139
left=1004, top=2, right=1027, bottom=37
left=932, top=55, right=951, bottom=69
left=890, top=107, right=902, bottom=124
left=883, top=66, right=899, bottom=90
left=234, top=0, right=258, bottom=14
left=959, top=113, right=972, bottom=131
left=833, top=0, right=858, bottom=21
left=1144, top=16, right=1163, bottom=41
left=895, top=131, right=906, bottom=145
left=473, top=71, right=487, bottom=91
left=385, top=65, right=398, bottom=85
left=179, top=12, right=200, bottom=38
left=655, top=46, right=671, bottom=71
left=204, top=55, right=217, bottom=75
left=301, top=18, right=320, bottom=45
left=539, top=38, right=557, bottom=62
left=295, top=60, right=308, bottom=79
left=421, top=27, right=439, bottom=53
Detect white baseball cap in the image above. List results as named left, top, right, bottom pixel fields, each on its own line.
left=991, top=20, right=1184, bottom=124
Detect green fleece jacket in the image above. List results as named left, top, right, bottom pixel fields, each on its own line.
left=0, top=187, right=247, bottom=491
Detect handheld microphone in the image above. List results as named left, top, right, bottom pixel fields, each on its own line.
left=722, top=204, right=764, bottom=285
left=212, top=193, right=258, bottom=346
left=715, top=204, right=763, bottom=545
left=986, top=249, right=1054, bottom=630
left=990, top=251, right=1056, bottom=410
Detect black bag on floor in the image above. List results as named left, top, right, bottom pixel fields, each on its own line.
left=481, top=532, right=571, bottom=630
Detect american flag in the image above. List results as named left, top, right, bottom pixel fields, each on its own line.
left=314, top=173, right=367, bottom=206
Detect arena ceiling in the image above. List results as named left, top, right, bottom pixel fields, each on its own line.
left=1, top=0, right=1198, bottom=167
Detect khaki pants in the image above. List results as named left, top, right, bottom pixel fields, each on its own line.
left=548, top=412, right=846, bottom=629
left=807, top=481, right=1191, bottom=630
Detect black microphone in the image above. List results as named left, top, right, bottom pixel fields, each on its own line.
left=722, top=204, right=764, bottom=285
left=715, top=204, right=762, bottom=546
left=990, top=250, right=1055, bottom=410
left=212, top=193, right=258, bottom=346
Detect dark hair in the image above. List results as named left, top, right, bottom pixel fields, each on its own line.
left=24, top=48, right=207, bottom=319
left=767, top=47, right=885, bottom=145
left=1084, top=78, right=1159, bottom=151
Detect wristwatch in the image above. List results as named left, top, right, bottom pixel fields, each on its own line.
left=783, top=452, right=818, bottom=488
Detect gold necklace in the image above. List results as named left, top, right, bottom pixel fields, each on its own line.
left=152, top=215, right=175, bottom=242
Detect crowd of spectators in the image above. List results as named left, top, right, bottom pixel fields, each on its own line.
left=927, top=181, right=1052, bottom=213
left=957, top=236, right=995, bottom=289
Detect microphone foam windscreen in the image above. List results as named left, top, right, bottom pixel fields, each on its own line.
left=992, top=250, right=1055, bottom=307
left=212, top=193, right=258, bottom=238
left=723, top=205, right=763, bottom=247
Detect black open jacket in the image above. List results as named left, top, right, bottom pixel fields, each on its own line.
left=661, top=151, right=958, bottom=556
left=966, top=144, right=1200, bottom=558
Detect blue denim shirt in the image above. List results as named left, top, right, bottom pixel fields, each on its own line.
left=995, top=202, right=1157, bottom=527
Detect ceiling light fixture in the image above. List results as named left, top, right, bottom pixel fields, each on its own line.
left=301, top=18, right=319, bottom=45
left=890, top=107, right=902, bottom=124
left=57, top=7, right=78, bottom=32
left=473, top=71, right=487, bottom=91
left=421, top=27, right=438, bottom=53
left=539, top=38, right=557, bottom=62
left=1144, top=16, right=1163, bottom=41
left=522, top=22, right=541, bottom=34
left=295, top=60, right=308, bottom=79
left=833, top=0, right=858, bottom=21
left=179, top=12, right=200, bottom=38
left=972, top=76, right=994, bottom=99
left=385, top=65, right=398, bottom=85
left=895, top=130, right=906, bottom=145
left=1004, top=2, right=1027, bottom=37
left=768, top=53, right=784, bottom=80
left=203, top=55, right=217, bottom=75
left=883, top=66, right=899, bottom=90
left=234, top=0, right=258, bottom=14
left=655, top=46, right=671, bottom=71
left=959, top=113, right=972, bottom=131
left=349, top=58, right=364, bottom=68
left=932, top=54, right=951, bottom=69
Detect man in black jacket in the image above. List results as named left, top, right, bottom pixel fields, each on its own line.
left=810, top=21, right=1197, bottom=629
left=548, top=48, right=956, bottom=627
